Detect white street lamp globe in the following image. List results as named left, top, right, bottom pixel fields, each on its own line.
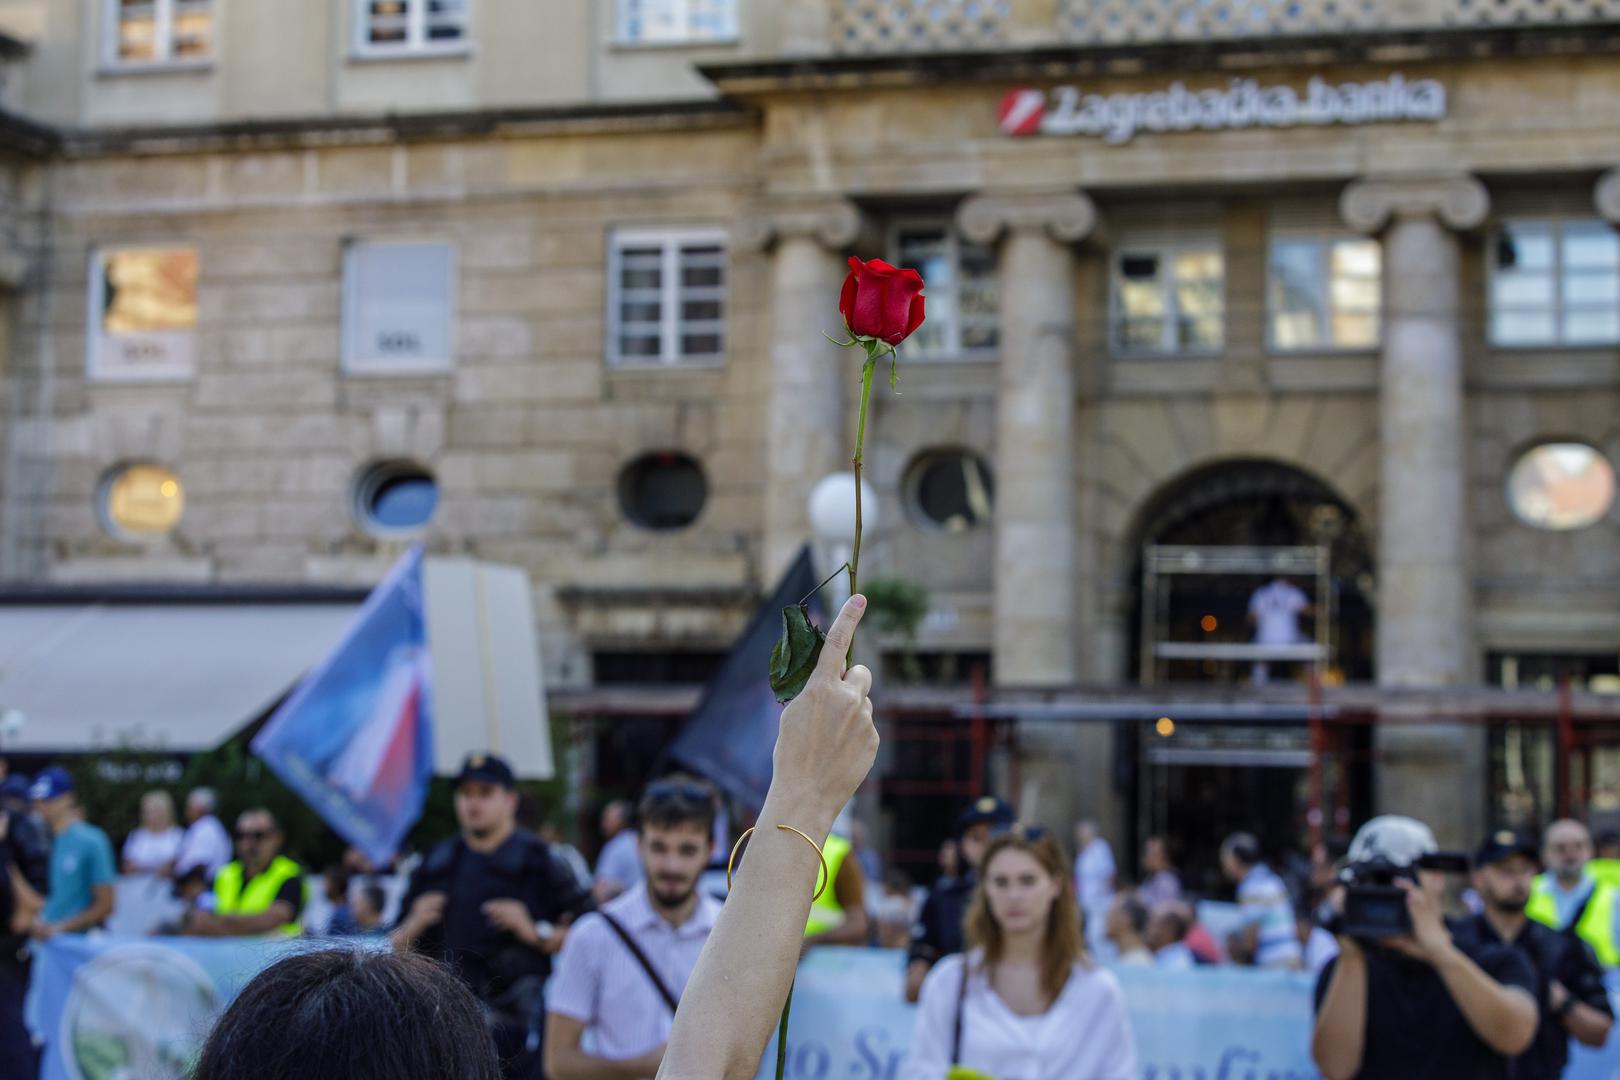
left=807, top=472, right=878, bottom=544
left=0, top=708, right=24, bottom=739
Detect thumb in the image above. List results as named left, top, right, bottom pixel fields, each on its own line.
left=817, top=594, right=868, bottom=678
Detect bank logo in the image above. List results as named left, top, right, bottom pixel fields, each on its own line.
left=1000, top=74, right=1446, bottom=144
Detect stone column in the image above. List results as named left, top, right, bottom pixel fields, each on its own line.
left=740, top=197, right=865, bottom=585
left=957, top=191, right=1096, bottom=688
left=1341, top=175, right=1489, bottom=846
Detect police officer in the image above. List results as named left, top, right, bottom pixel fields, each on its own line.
left=182, top=808, right=307, bottom=937
left=1528, top=819, right=1620, bottom=967
left=393, top=753, right=593, bottom=1080
left=0, top=777, right=47, bottom=1077
left=1452, top=830, right=1613, bottom=1078
left=903, top=795, right=1014, bottom=1002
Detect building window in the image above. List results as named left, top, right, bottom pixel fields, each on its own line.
left=356, top=0, right=468, bottom=55
left=342, top=241, right=456, bottom=374
left=891, top=223, right=998, bottom=359
left=108, top=0, right=212, bottom=65
left=1112, top=244, right=1224, bottom=355
left=354, top=461, right=440, bottom=535
left=100, top=463, right=185, bottom=539
left=88, top=246, right=200, bottom=382
left=607, top=230, right=726, bottom=367
left=618, top=452, right=707, bottom=530
left=616, top=0, right=737, bottom=44
left=1505, top=442, right=1616, bottom=531
left=904, top=449, right=995, bottom=532
left=1268, top=236, right=1381, bottom=351
left=1491, top=220, right=1620, bottom=347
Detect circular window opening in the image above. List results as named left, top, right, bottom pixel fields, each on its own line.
left=904, top=449, right=995, bottom=533
left=355, top=461, right=439, bottom=535
left=619, top=452, right=707, bottom=531
left=100, top=463, right=185, bottom=539
left=1506, top=442, right=1616, bottom=531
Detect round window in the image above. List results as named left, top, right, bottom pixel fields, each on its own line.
left=619, top=452, right=707, bottom=531
left=904, top=449, right=995, bottom=532
left=101, top=463, right=185, bottom=538
left=355, top=461, right=439, bottom=535
left=1506, top=442, right=1616, bottom=531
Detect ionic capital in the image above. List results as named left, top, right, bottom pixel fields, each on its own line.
left=1340, top=174, right=1490, bottom=234
left=956, top=189, right=1097, bottom=246
left=736, top=195, right=867, bottom=254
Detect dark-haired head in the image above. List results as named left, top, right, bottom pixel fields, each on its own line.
left=192, top=949, right=500, bottom=1080
left=637, top=775, right=717, bottom=910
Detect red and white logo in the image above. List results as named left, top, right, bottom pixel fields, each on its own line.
left=998, top=88, right=1046, bottom=136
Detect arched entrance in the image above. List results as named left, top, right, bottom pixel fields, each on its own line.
left=1122, top=459, right=1376, bottom=893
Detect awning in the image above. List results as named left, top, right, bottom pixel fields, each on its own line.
left=0, top=601, right=360, bottom=752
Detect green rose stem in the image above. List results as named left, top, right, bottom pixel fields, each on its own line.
left=846, top=349, right=881, bottom=666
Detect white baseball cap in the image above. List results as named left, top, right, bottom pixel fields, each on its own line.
left=1348, top=815, right=1439, bottom=869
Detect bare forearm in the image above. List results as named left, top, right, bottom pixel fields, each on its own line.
left=658, top=792, right=838, bottom=1080
left=1431, top=946, right=1537, bottom=1055
left=1311, top=948, right=1367, bottom=1080
left=807, top=909, right=869, bottom=948
left=55, top=894, right=114, bottom=934
left=1565, top=1003, right=1613, bottom=1047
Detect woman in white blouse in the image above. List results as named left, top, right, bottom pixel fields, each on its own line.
left=903, top=827, right=1138, bottom=1080
left=120, top=790, right=185, bottom=876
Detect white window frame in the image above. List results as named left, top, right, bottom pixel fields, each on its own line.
left=353, top=0, right=471, bottom=58
left=614, top=0, right=739, bottom=46
left=103, top=0, right=213, bottom=69
left=1488, top=217, right=1620, bottom=349
left=1265, top=232, right=1383, bottom=354
left=606, top=227, right=728, bottom=369
left=887, top=219, right=999, bottom=363
left=1109, top=240, right=1226, bottom=358
left=341, top=239, right=458, bottom=376
left=86, top=245, right=200, bottom=383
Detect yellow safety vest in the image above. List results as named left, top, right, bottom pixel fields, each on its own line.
left=213, top=856, right=306, bottom=937
left=1527, top=873, right=1620, bottom=967
left=806, top=834, right=852, bottom=937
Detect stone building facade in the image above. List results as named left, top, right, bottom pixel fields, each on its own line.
left=0, top=0, right=1617, bottom=865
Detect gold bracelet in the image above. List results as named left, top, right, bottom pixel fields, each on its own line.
left=726, top=824, right=831, bottom=902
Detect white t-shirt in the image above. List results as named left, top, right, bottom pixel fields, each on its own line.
left=902, top=953, right=1137, bottom=1080
left=1074, top=838, right=1116, bottom=914
left=122, top=826, right=184, bottom=872
left=1249, top=581, right=1309, bottom=646
left=174, top=815, right=232, bottom=880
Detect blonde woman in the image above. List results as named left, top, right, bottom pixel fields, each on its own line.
left=902, top=828, right=1137, bottom=1080
left=121, top=790, right=184, bottom=876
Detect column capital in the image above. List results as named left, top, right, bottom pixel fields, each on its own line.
left=736, top=195, right=867, bottom=254
left=1596, top=169, right=1620, bottom=226
left=956, top=189, right=1097, bottom=246
left=1340, top=174, right=1490, bottom=234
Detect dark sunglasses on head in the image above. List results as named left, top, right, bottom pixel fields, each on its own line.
left=643, top=780, right=712, bottom=805
left=236, top=829, right=271, bottom=841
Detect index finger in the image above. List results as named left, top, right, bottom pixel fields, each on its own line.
left=816, top=594, right=868, bottom=678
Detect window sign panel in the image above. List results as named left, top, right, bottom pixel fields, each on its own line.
left=88, top=246, right=200, bottom=381
left=342, top=241, right=456, bottom=374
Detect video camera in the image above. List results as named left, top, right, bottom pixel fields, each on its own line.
left=1337, top=850, right=1471, bottom=939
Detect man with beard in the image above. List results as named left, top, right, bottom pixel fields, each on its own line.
left=393, top=754, right=593, bottom=1080
left=544, top=777, right=720, bottom=1080
left=1451, top=830, right=1612, bottom=1079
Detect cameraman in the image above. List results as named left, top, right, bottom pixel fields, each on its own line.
left=1312, top=816, right=1537, bottom=1080
left=1451, top=830, right=1612, bottom=1079
left=0, top=786, right=49, bottom=1074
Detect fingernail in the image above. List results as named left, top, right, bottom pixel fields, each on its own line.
left=851, top=594, right=866, bottom=609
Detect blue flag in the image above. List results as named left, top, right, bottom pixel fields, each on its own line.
left=670, top=547, right=824, bottom=810
left=251, top=547, right=433, bottom=866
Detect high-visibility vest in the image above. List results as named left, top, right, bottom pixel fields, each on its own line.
left=806, top=834, right=853, bottom=937
left=1527, top=873, right=1620, bottom=967
left=213, top=856, right=306, bottom=936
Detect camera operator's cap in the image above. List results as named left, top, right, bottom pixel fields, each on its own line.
left=957, top=796, right=1015, bottom=833
left=454, top=753, right=515, bottom=789
left=28, top=766, right=73, bottom=802
left=1475, top=829, right=1539, bottom=868
left=1347, top=815, right=1439, bottom=870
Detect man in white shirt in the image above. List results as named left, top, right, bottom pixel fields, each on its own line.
left=547, top=778, right=720, bottom=1080
left=173, top=788, right=231, bottom=882
left=1247, top=577, right=1313, bottom=685
left=1074, top=819, right=1116, bottom=954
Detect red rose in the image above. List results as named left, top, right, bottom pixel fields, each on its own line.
left=838, top=257, right=926, bottom=347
